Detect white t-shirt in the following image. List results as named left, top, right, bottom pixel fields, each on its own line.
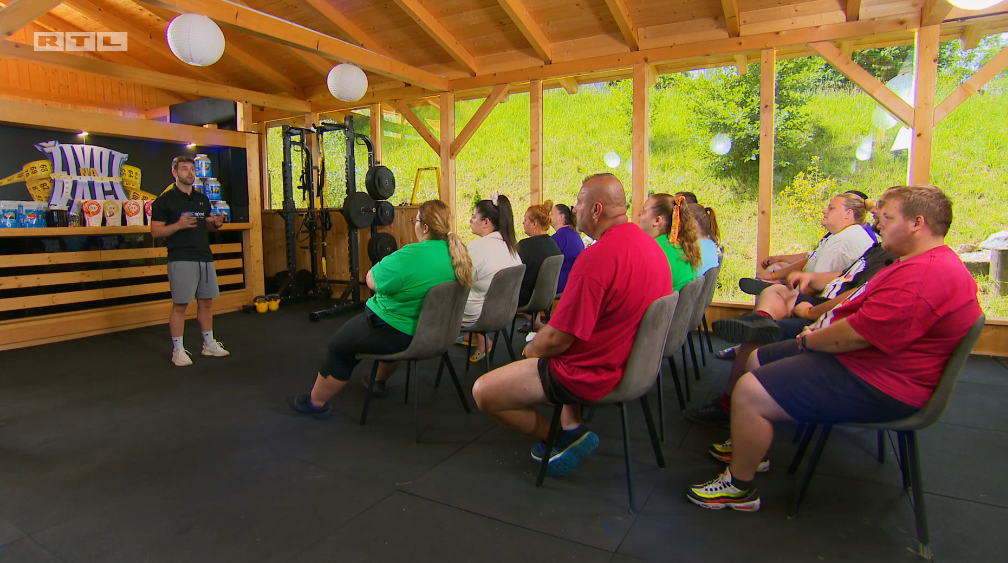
left=463, top=231, right=522, bottom=325
left=804, top=224, right=874, bottom=274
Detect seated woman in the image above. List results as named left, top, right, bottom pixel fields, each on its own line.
left=638, top=193, right=701, bottom=291
left=287, top=200, right=473, bottom=416
left=459, top=193, right=522, bottom=362
left=550, top=203, right=584, bottom=295
left=515, top=200, right=561, bottom=320
left=689, top=202, right=721, bottom=276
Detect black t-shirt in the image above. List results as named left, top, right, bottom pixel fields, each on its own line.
left=150, top=186, right=214, bottom=262
left=517, top=234, right=562, bottom=307
left=812, top=242, right=898, bottom=304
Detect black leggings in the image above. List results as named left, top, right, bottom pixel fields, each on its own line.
left=319, top=307, right=413, bottom=381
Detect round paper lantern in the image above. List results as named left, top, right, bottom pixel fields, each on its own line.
left=167, top=14, right=225, bottom=67
left=327, top=64, right=368, bottom=102
left=603, top=151, right=621, bottom=168
left=709, top=133, right=733, bottom=155
left=948, top=0, right=1002, bottom=9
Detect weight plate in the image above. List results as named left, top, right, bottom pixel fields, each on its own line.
left=375, top=201, right=395, bottom=226
left=368, top=232, right=398, bottom=264
left=365, top=165, right=396, bottom=200
left=341, top=191, right=375, bottom=229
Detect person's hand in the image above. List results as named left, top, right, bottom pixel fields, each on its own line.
left=212, top=214, right=224, bottom=228
left=176, top=213, right=198, bottom=230
left=756, top=269, right=776, bottom=282
left=760, top=255, right=778, bottom=269
left=797, top=323, right=816, bottom=338
left=787, top=271, right=815, bottom=293
left=792, top=301, right=813, bottom=320
left=522, top=339, right=538, bottom=358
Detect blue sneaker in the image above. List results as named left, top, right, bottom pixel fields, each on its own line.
left=529, top=425, right=600, bottom=476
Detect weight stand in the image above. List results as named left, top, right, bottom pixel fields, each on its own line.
left=275, top=125, right=325, bottom=303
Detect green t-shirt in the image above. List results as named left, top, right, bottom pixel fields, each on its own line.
left=366, top=239, right=459, bottom=336
left=656, top=235, right=699, bottom=292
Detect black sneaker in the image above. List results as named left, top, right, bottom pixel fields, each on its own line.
left=361, top=376, right=390, bottom=398
left=287, top=394, right=332, bottom=418
left=739, top=278, right=774, bottom=296
left=685, top=398, right=730, bottom=427
left=712, top=314, right=783, bottom=344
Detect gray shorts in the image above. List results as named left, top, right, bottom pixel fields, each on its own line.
left=167, top=261, right=219, bottom=304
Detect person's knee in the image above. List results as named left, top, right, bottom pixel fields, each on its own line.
left=731, top=373, right=762, bottom=411
left=744, top=348, right=762, bottom=372
left=197, top=299, right=212, bottom=309
left=171, top=303, right=189, bottom=313
left=471, top=375, right=493, bottom=413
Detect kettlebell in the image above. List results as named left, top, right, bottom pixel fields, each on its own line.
left=267, top=294, right=281, bottom=312
left=253, top=295, right=268, bottom=314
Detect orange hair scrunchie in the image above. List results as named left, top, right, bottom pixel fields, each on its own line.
left=668, top=194, right=686, bottom=244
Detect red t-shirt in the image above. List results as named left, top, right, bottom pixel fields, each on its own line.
left=830, top=245, right=981, bottom=408
left=548, top=223, right=673, bottom=402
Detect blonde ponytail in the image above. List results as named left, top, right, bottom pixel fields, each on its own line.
left=446, top=232, right=473, bottom=286
left=418, top=200, right=474, bottom=287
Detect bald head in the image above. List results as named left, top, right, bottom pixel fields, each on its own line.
left=574, top=173, right=628, bottom=239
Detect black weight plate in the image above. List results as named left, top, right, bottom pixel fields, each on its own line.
left=368, top=232, right=398, bottom=264
left=367, top=235, right=380, bottom=264
left=375, top=201, right=395, bottom=226
left=341, top=192, right=375, bottom=229
left=365, top=165, right=396, bottom=200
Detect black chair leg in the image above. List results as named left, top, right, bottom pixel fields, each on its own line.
left=583, top=405, right=596, bottom=423
left=485, top=332, right=492, bottom=373
left=903, top=431, right=932, bottom=559
left=639, top=395, right=665, bottom=468
left=501, top=328, right=517, bottom=362
left=680, top=345, right=690, bottom=386
left=898, top=432, right=911, bottom=490
left=434, top=354, right=445, bottom=389
left=412, top=360, right=420, bottom=443
left=656, top=373, right=666, bottom=443
left=404, top=360, right=412, bottom=405
left=792, top=423, right=805, bottom=444
left=877, top=430, right=885, bottom=464
left=442, top=352, right=470, bottom=413
left=509, top=316, right=518, bottom=346
left=698, top=328, right=707, bottom=366
left=702, top=314, right=713, bottom=353
left=360, top=361, right=380, bottom=425
left=464, top=334, right=474, bottom=375
left=788, top=423, right=818, bottom=475
left=687, top=334, right=701, bottom=381
left=619, top=402, right=636, bottom=513
left=668, top=357, right=686, bottom=411
left=536, top=405, right=564, bottom=487
left=789, top=424, right=833, bottom=518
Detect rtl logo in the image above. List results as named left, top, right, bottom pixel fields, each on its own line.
left=34, top=32, right=128, bottom=52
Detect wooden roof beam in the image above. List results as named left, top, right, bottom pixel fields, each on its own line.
left=734, top=53, right=748, bottom=74
left=390, top=100, right=440, bottom=154
left=846, top=0, right=861, bottom=22
left=961, top=24, right=986, bottom=50
left=450, top=84, right=510, bottom=158
left=935, top=44, right=1008, bottom=124
left=0, top=0, right=63, bottom=38
left=140, top=0, right=449, bottom=91
left=0, top=40, right=312, bottom=111
left=496, top=0, right=552, bottom=63
left=809, top=40, right=913, bottom=125
left=391, top=0, right=476, bottom=75
left=922, top=0, right=953, bottom=27
left=557, top=76, right=578, bottom=94
left=720, top=0, right=741, bottom=37
left=603, top=0, right=639, bottom=50
left=302, top=0, right=391, bottom=55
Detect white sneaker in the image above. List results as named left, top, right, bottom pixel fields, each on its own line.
left=202, top=340, right=230, bottom=357
left=172, top=348, right=193, bottom=367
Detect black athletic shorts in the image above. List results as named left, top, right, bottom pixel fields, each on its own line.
left=752, top=340, right=919, bottom=424
left=794, top=292, right=828, bottom=307
left=537, top=358, right=590, bottom=405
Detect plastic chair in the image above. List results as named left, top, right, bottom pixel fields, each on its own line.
left=785, top=314, right=985, bottom=559
left=658, top=277, right=704, bottom=441
left=462, top=264, right=526, bottom=374
left=536, top=293, right=679, bottom=513
left=357, top=281, right=472, bottom=443
left=686, top=266, right=721, bottom=373
left=509, top=254, right=564, bottom=343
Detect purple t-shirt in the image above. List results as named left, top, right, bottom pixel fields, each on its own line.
left=551, top=226, right=585, bottom=293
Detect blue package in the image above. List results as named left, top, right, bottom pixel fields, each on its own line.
left=18, top=203, right=46, bottom=228
left=0, top=201, right=18, bottom=228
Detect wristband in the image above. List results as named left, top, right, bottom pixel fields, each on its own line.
left=804, top=308, right=815, bottom=320
left=799, top=334, right=809, bottom=351
left=771, top=271, right=778, bottom=281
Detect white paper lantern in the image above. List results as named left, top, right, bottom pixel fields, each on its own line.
left=327, top=64, right=368, bottom=102
left=167, top=14, right=225, bottom=67
left=709, top=133, right=733, bottom=155
left=948, top=0, right=1002, bottom=9
left=603, top=151, right=621, bottom=168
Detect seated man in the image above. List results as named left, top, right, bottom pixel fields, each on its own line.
left=688, top=240, right=897, bottom=427
left=687, top=185, right=981, bottom=511
left=472, top=174, right=671, bottom=476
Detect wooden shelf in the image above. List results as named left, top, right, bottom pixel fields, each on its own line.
left=0, top=223, right=252, bottom=238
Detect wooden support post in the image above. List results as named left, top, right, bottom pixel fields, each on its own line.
left=236, top=102, right=252, bottom=132
left=304, top=112, right=320, bottom=209
left=258, top=121, right=271, bottom=210
left=530, top=79, right=543, bottom=206
left=370, top=103, right=383, bottom=163
left=439, top=92, right=457, bottom=226
left=631, top=63, right=649, bottom=219
left=758, top=49, right=776, bottom=266
left=909, top=26, right=939, bottom=185
left=244, top=132, right=266, bottom=296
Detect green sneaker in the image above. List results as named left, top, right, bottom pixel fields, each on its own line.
left=708, top=439, right=770, bottom=473
left=688, top=468, right=761, bottom=511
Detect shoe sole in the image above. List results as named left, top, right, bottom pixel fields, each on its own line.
left=687, top=493, right=761, bottom=512
left=708, top=449, right=770, bottom=473
left=202, top=350, right=230, bottom=357
left=546, top=431, right=600, bottom=477
left=712, top=318, right=782, bottom=345
left=739, top=278, right=773, bottom=296
left=172, top=360, right=192, bottom=367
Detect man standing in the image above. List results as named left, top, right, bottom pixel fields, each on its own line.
left=472, top=174, right=672, bottom=476
left=150, top=156, right=230, bottom=366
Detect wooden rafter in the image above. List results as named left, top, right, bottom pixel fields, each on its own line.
left=302, top=0, right=391, bottom=55
left=603, top=0, right=639, bottom=50
left=922, top=0, right=953, bottom=27
left=961, top=24, right=986, bottom=50
left=139, top=0, right=449, bottom=91
left=391, top=0, right=476, bottom=75
left=0, top=0, right=62, bottom=38
left=496, top=0, right=551, bottom=62
left=935, top=45, right=1008, bottom=125
left=720, top=0, right=740, bottom=37
left=0, top=40, right=311, bottom=111
left=557, top=76, right=578, bottom=94
left=218, top=31, right=305, bottom=97
left=450, top=84, right=510, bottom=158
left=809, top=40, right=913, bottom=125
left=390, top=100, right=440, bottom=154
left=226, top=0, right=329, bottom=80
left=846, top=0, right=861, bottom=22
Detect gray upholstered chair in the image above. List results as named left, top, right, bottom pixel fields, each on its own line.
left=657, top=277, right=704, bottom=441
left=536, top=293, right=679, bottom=513
left=786, top=314, right=985, bottom=559
left=356, top=281, right=471, bottom=443
left=462, top=264, right=526, bottom=374
left=699, top=266, right=724, bottom=357
left=508, top=254, right=564, bottom=344
left=685, top=266, right=721, bottom=375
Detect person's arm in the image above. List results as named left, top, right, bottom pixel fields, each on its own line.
left=150, top=215, right=197, bottom=239
left=758, top=258, right=808, bottom=281
left=523, top=325, right=577, bottom=358
left=799, top=318, right=871, bottom=353
left=787, top=270, right=842, bottom=294
left=792, top=287, right=857, bottom=321
left=761, top=252, right=807, bottom=269
left=206, top=213, right=223, bottom=232
left=366, top=269, right=376, bottom=291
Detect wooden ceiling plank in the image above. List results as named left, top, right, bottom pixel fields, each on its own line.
left=450, top=83, right=510, bottom=158
left=139, top=0, right=449, bottom=91
left=922, top=0, right=953, bottom=27
left=390, top=99, right=440, bottom=154
left=0, top=40, right=311, bottom=111
left=221, top=37, right=305, bottom=97
left=809, top=40, right=913, bottom=125
left=391, top=0, right=476, bottom=75
left=0, top=0, right=63, bottom=38
left=846, top=0, right=861, bottom=22
left=302, top=0, right=391, bottom=55
left=935, top=44, right=1008, bottom=124
left=496, top=0, right=551, bottom=62
left=602, top=0, right=639, bottom=49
